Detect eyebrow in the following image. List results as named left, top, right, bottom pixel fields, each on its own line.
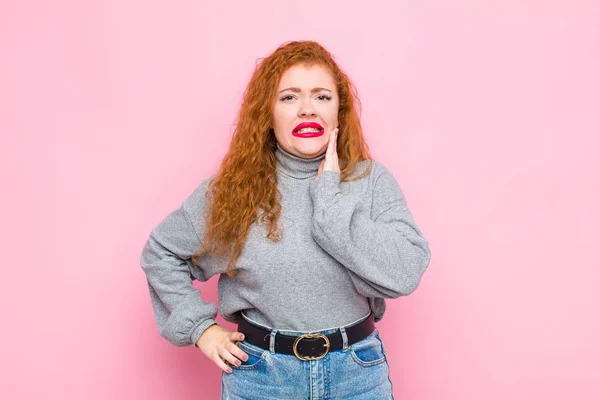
left=278, top=87, right=332, bottom=94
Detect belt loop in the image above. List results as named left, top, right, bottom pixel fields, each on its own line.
left=269, top=329, right=278, bottom=354
left=340, top=326, right=349, bottom=352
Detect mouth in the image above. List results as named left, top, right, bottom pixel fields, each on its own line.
left=292, top=122, right=324, bottom=138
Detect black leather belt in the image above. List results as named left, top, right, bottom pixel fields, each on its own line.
left=236, top=312, right=375, bottom=361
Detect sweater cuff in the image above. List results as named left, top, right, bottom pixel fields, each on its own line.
left=191, top=319, right=218, bottom=348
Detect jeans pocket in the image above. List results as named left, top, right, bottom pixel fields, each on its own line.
left=230, top=341, right=268, bottom=370
left=349, top=329, right=387, bottom=367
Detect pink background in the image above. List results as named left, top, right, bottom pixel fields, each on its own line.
left=1, top=0, right=599, bottom=399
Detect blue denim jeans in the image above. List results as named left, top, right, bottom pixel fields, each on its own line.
left=221, top=313, right=395, bottom=399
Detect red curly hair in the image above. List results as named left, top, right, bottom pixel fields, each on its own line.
left=192, top=40, right=373, bottom=277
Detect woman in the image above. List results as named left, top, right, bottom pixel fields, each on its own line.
left=140, top=40, right=431, bottom=399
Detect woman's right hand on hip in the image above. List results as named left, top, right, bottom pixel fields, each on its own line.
left=195, top=324, right=248, bottom=374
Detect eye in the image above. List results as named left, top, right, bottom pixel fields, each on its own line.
left=280, top=95, right=294, bottom=101
left=317, top=95, right=332, bottom=101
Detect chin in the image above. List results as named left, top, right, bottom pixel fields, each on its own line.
left=291, top=138, right=328, bottom=158
left=294, top=146, right=326, bottom=158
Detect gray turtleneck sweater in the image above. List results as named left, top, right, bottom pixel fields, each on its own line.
left=140, top=144, right=431, bottom=347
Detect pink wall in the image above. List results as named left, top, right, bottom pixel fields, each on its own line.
left=1, top=0, right=598, bottom=398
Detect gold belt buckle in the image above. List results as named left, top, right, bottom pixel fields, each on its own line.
left=293, top=333, right=330, bottom=361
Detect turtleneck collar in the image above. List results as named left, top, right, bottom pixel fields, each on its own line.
left=274, top=142, right=327, bottom=179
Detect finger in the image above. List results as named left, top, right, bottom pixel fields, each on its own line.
left=228, top=332, right=245, bottom=342
left=327, top=128, right=337, bottom=155
left=219, top=346, right=243, bottom=369
left=330, top=129, right=339, bottom=172
left=228, top=341, right=249, bottom=362
left=331, top=129, right=340, bottom=158
left=316, top=159, right=324, bottom=180
left=213, top=352, right=233, bottom=374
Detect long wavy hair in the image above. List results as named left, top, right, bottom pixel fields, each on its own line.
left=192, top=40, right=373, bottom=277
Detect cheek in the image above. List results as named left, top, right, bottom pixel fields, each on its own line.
left=323, top=103, right=339, bottom=124
left=273, top=107, right=295, bottom=128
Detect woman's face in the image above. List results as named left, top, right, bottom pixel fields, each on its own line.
left=272, top=63, right=339, bottom=158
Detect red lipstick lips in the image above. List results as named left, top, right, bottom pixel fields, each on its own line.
left=292, top=122, right=324, bottom=138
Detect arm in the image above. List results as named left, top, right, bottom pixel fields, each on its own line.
left=309, top=164, right=431, bottom=299
left=140, top=179, right=218, bottom=347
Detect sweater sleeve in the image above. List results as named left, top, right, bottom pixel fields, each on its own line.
left=309, top=164, right=431, bottom=299
left=140, top=179, right=218, bottom=347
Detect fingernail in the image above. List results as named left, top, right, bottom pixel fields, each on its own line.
left=227, top=368, right=232, bottom=373
left=240, top=335, right=244, bottom=340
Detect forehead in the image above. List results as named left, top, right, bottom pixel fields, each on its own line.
left=277, top=64, right=335, bottom=89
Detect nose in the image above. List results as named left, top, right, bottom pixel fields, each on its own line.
left=298, top=99, right=316, bottom=118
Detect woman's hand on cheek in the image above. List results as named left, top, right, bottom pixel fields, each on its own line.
left=315, top=127, right=340, bottom=180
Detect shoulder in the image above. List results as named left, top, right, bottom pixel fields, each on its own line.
left=339, top=160, right=399, bottom=197
left=183, top=174, right=216, bottom=216
left=351, top=159, right=396, bottom=184
left=361, top=160, right=405, bottom=197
